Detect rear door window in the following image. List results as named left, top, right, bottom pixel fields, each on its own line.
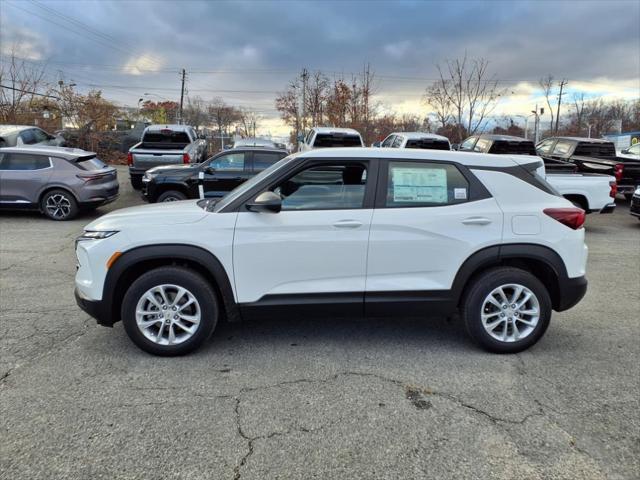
left=0, top=153, right=50, bottom=170
left=381, top=135, right=395, bottom=147
left=552, top=140, right=573, bottom=156
left=474, top=138, right=491, bottom=152
left=208, top=152, right=246, bottom=171
left=536, top=138, right=555, bottom=155
left=459, top=137, right=477, bottom=151
left=385, top=161, right=470, bottom=207
left=19, top=129, right=37, bottom=145
left=391, top=136, right=404, bottom=148
left=252, top=151, right=286, bottom=171
left=32, top=129, right=50, bottom=143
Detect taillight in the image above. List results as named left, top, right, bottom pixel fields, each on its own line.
left=183, top=153, right=190, bottom=164
left=609, top=181, right=617, bottom=198
left=76, top=173, right=103, bottom=183
left=127, top=152, right=133, bottom=166
left=614, top=163, right=623, bottom=182
left=544, top=207, right=585, bottom=230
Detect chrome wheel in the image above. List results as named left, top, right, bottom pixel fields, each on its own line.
left=135, top=284, right=201, bottom=346
left=481, top=283, right=540, bottom=343
left=45, top=194, right=71, bottom=219
left=161, top=196, right=179, bottom=202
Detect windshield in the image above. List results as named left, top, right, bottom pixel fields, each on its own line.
left=211, top=154, right=298, bottom=212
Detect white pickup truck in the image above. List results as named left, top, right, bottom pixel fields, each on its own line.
left=127, top=125, right=207, bottom=189
left=545, top=169, right=617, bottom=213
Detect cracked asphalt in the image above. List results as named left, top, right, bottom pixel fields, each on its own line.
left=1, top=165, right=639, bottom=479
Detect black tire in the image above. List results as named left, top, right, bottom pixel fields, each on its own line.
left=461, top=267, right=552, bottom=353
left=130, top=175, right=143, bottom=190
left=121, top=267, right=218, bottom=356
left=157, top=190, right=187, bottom=202
left=624, top=193, right=633, bottom=202
left=40, top=189, right=79, bottom=221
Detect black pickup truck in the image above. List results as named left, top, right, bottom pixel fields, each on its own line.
left=458, top=134, right=576, bottom=172
left=535, top=137, right=640, bottom=199
left=141, top=147, right=288, bottom=202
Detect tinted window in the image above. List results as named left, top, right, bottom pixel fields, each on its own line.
left=459, top=137, right=477, bottom=151
left=386, top=161, right=469, bottom=208
left=74, top=156, right=108, bottom=171
left=209, top=152, right=245, bottom=171
left=392, top=136, right=403, bottom=148
left=405, top=139, right=450, bottom=150
left=0, top=153, right=50, bottom=170
left=274, top=162, right=368, bottom=210
left=552, top=140, right=573, bottom=156
left=305, top=130, right=315, bottom=145
left=19, top=129, right=37, bottom=145
left=313, top=134, right=362, bottom=148
left=489, top=140, right=536, bottom=155
left=32, top=129, right=50, bottom=143
left=536, top=138, right=555, bottom=155
left=142, top=131, right=190, bottom=144
left=574, top=142, right=616, bottom=157
left=253, top=151, right=285, bottom=171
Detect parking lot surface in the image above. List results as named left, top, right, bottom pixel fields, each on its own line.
left=1, top=165, right=639, bottom=479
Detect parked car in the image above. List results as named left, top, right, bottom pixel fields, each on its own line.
left=0, top=146, right=118, bottom=220
left=460, top=135, right=616, bottom=213
left=0, top=125, right=66, bottom=148
left=618, top=143, right=640, bottom=160
left=535, top=136, right=640, bottom=199
left=141, top=147, right=288, bottom=202
left=127, top=125, right=207, bottom=189
left=75, top=148, right=587, bottom=356
left=300, top=127, right=363, bottom=151
left=378, top=132, right=451, bottom=150
left=630, top=186, right=640, bottom=220
left=232, top=137, right=277, bottom=148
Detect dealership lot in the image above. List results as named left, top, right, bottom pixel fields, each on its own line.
left=1, top=166, right=638, bottom=479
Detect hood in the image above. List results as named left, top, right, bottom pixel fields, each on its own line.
left=85, top=200, right=207, bottom=231
left=147, top=164, right=199, bottom=175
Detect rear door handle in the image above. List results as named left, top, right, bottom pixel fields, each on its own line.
left=333, top=220, right=363, bottom=229
left=462, top=217, right=492, bottom=225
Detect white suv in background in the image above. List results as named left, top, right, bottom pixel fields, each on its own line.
left=378, top=132, right=451, bottom=150
left=300, top=127, right=363, bottom=151
left=75, top=148, right=588, bottom=356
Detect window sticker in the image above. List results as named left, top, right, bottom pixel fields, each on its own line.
left=392, top=167, right=447, bottom=203
left=454, top=188, right=467, bottom=200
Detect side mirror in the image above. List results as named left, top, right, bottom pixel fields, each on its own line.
left=621, top=148, right=629, bottom=154
left=246, top=191, right=281, bottom=213
left=205, top=166, right=216, bottom=174
left=372, top=141, right=381, bottom=147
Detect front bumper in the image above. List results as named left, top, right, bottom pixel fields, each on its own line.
left=556, top=275, right=588, bottom=312
left=75, top=288, right=114, bottom=327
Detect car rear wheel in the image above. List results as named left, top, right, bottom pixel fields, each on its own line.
left=41, top=189, right=78, bottom=221
left=130, top=175, right=143, bottom=190
left=121, top=267, right=218, bottom=356
left=157, top=190, right=187, bottom=202
left=462, top=267, right=551, bottom=353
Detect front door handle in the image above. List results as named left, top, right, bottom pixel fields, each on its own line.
left=462, top=217, right=492, bottom=225
left=333, top=220, right=363, bottom=229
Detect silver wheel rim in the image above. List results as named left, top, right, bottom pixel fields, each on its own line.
left=135, top=284, right=201, bottom=346
left=481, top=283, right=540, bottom=343
left=162, top=196, right=179, bottom=202
left=45, top=194, right=71, bottom=219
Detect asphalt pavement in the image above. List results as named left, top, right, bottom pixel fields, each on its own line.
left=1, top=165, right=638, bottom=479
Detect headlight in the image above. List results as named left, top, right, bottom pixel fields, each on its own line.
left=77, top=230, right=119, bottom=241
left=634, top=186, right=640, bottom=196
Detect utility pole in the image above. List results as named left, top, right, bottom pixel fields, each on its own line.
left=555, top=79, right=567, bottom=134
left=301, top=68, right=308, bottom=134
left=179, top=68, right=186, bottom=124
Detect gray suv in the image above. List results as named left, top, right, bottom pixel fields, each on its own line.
left=0, top=146, right=119, bottom=220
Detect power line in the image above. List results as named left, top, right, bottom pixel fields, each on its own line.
left=0, top=84, right=59, bottom=99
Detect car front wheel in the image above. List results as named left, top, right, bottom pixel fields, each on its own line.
left=462, top=267, right=551, bottom=353
left=41, top=189, right=78, bottom=220
left=157, top=190, right=187, bottom=202
left=121, top=267, right=218, bottom=356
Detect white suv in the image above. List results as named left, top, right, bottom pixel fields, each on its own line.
left=75, top=148, right=588, bottom=356
left=300, top=127, right=363, bottom=151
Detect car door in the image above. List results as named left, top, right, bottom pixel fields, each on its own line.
left=0, top=152, right=53, bottom=204
left=233, top=159, right=377, bottom=312
left=202, top=151, right=250, bottom=197
left=365, top=159, right=503, bottom=315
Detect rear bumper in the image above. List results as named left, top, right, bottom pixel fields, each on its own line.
left=80, top=192, right=119, bottom=208
left=75, top=288, right=114, bottom=327
left=556, top=276, right=588, bottom=312
left=599, top=203, right=616, bottom=214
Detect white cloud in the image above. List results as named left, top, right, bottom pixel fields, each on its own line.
left=383, top=41, right=411, bottom=59
left=0, top=26, right=48, bottom=60
left=122, top=54, right=165, bottom=75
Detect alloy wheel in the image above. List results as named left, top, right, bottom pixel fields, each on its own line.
left=135, top=284, right=201, bottom=345
left=480, top=283, right=540, bottom=343
left=45, top=194, right=72, bottom=219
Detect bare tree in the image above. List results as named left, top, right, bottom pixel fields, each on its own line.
left=430, top=54, right=503, bottom=138
left=0, top=47, right=48, bottom=123
left=275, top=78, right=302, bottom=140
left=325, top=78, right=351, bottom=127
left=572, top=92, right=586, bottom=135
left=539, top=75, right=556, bottom=133
left=304, top=71, right=328, bottom=127
left=208, top=97, right=241, bottom=147
left=423, top=82, right=452, bottom=129
left=238, top=108, right=261, bottom=138
left=183, top=96, right=208, bottom=130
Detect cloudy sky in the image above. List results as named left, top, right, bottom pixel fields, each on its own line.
left=1, top=0, right=639, bottom=137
